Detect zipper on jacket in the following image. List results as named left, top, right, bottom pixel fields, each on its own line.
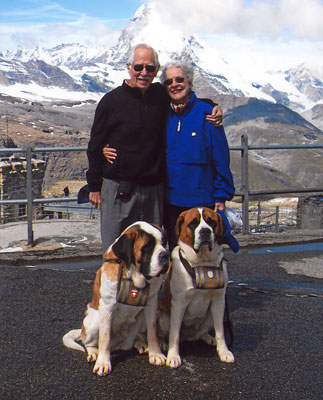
left=177, top=120, right=181, bottom=132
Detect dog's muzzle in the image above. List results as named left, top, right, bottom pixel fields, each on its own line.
left=195, top=228, right=213, bottom=252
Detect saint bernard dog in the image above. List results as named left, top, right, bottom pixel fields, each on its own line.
left=63, top=221, right=169, bottom=376
left=158, top=207, right=235, bottom=368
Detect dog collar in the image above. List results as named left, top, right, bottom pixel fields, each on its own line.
left=179, top=249, right=196, bottom=282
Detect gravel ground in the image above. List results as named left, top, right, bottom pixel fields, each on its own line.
left=1, top=219, right=322, bottom=399
left=1, top=248, right=322, bottom=400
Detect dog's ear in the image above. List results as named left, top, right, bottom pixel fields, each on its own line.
left=111, top=233, right=136, bottom=267
left=175, top=213, right=185, bottom=238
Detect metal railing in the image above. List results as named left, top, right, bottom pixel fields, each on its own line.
left=0, top=136, right=323, bottom=244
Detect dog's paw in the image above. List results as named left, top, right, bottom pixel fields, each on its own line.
left=86, top=347, right=98, bottom=363
left=149, top=352, right=166, bottom=366
left=93, top=359, right=112, bottom=376
left=218, top=348, right=235, bottom=363
left=134, top=338, right=148, bottom=354
left=166, top=354, right=182, bottom=369
left=201, top=333, right=216, bottom=346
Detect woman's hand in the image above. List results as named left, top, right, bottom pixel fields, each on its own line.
left=103, top=144, right=117, bottom=164
left=214, top=202, right=225, bottom=212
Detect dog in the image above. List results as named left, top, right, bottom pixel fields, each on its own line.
left=63, top=221, right=169, bottom=375
left=158, top=207, right=237, bottom=368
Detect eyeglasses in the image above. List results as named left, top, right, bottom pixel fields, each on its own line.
left=163, top=77, right=185, bottom=86
left=133, top=64, right=157, bottom=73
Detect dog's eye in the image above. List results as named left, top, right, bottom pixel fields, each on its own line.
left=206, top=217, right=216, bottom=229
left=188, top=218, right=199, bottom=231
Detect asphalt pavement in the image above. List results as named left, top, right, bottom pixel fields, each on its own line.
left=1, top=238, right=322, bottom=400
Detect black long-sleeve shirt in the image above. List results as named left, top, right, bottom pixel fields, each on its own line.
left=86, top=81, right=169, bottom=192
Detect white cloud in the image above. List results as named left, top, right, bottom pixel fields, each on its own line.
left=149, top=0, right=323, bottom=40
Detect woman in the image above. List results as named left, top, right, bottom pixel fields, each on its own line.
left=161, top=61, right=235, bottom=250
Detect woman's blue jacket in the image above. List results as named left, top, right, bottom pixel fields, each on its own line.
left=165, top=92, right=235, bottom=207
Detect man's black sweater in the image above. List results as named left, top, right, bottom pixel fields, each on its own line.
left=86, top=81, right=169, bottom=192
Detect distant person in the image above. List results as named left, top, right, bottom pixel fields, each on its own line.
left=160, top=61, right=235, bottom=250
left=87, top=43, right=222, bottom=252
left=63, top=186, right=70, bottom=197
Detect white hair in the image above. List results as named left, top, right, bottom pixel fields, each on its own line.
left=127, top=43, right=160, bottom=67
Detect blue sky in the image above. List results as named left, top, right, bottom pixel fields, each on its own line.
left=0, top=0, right=143, bottom=50
left=0, top=0, right=322, bottom=71
left=0, top=0, right=140, bottom=25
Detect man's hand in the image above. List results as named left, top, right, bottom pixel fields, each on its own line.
left=90, top=192, right=101, bottom=210
left=103, top=144, right=117, bottom=164
left=206, top=104, right=223, bottom=126
left=215, top=202, right=225, bottom=212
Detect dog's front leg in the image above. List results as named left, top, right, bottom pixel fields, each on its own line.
left=93, top=306, right=113, bottom=376
left=166, top=301, right=187, bottom=368
left=210, top=292, right=234, bottom=363
left=144, top=296, right=166, bottom=366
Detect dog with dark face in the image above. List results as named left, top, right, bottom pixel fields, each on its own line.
left=63, top=221, right=169, bottom=375
left=158, top=207, right=236, bottom=368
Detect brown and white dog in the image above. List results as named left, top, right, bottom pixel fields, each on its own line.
left=158, top=207, right=235, bottom=368
left=63, top=221, right=169, bottom=375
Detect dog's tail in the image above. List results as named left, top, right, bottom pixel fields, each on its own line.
left=62, top=329, right=85, bottom=353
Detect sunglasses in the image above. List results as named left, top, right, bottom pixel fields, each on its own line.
left=133, top=64, right=157, bottom=73
left=163, top=77, right=185, bottom=86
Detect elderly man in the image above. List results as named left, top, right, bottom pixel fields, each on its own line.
left=87, top=44, right=222, bottom=252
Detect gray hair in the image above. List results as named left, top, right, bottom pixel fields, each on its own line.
left=127, top=43, right=160, bottom=67
left=160, top=61, right=194, bottom=86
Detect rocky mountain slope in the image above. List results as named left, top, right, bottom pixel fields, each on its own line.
left=0, top=3, right=322, bottom=195
left=0, top=3, right=322, bottom=121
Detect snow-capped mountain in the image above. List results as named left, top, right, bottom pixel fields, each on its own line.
left=0, top=3, right=322, bottom=128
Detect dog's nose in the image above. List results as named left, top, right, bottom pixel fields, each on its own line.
left=159, top=251, right=170, bottom=273
left=200, top=228, right=211, bottom=241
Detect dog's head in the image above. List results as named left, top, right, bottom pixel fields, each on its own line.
left=109, top=221, right=169, bottom=288
left=175, top=207, right=226, bottom=258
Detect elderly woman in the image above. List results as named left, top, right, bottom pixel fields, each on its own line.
left=161, top=61, right=235, bottom=250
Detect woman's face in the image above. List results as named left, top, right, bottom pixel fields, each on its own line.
left=164, top=66, right=191, bottom=104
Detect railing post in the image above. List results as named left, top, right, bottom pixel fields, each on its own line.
left=275, top=206, right=279, bottom=232
left=257, top=201, right=261, bottom=232
left=26, top=145, right=34, bottom=245
left=241, top=135, right=249, bottom=234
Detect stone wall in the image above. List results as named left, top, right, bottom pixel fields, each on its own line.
left=296, top=196, right=323, bottom=229
left=0, top=156, right=46, bottom=223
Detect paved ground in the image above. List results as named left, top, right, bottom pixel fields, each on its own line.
left=0, top=220, right=322, bottom=399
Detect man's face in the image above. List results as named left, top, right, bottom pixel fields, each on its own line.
left=127, top=47, right=159, bottom=93
left=164, top=66, right=191, bottom=104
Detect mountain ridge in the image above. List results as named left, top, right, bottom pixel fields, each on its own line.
left=0, top=3, right=321, bottom=119
left=0, top=3, right=322, bottom=193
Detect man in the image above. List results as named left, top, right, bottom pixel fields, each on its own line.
left=161, top=61, right=235, bottom=250
left=87, top=43, right=222, bottom=252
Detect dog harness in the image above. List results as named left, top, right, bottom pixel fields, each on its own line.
left=179, top=250, right=225, bottom=290
left=104, top=258, right=149, bottom=306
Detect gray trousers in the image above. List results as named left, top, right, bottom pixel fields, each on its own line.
left=100, top=178, right=164, bottom=253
